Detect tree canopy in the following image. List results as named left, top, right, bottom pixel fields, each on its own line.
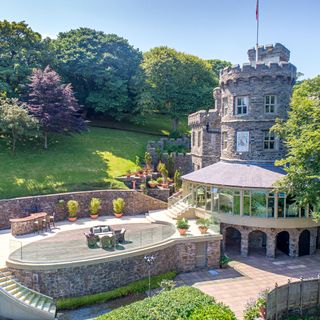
left=141, top=46, right=217, bottom=131
left=206, top=59, right=232, bottom=79
left=53, top=28, right=144, bottom=120
left=27, top=66, right=86, bottom=149
left=0, top=20, right=52, bottom=97
left=272, top=75, right=320, bottom=219
left=0, top=98, right=38, bottom=153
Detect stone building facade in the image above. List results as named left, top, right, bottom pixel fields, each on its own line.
left=183, top=43, right=320, bottom=258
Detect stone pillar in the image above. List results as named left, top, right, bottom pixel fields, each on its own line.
left=207, top=240, right=221, bottom=268
left=266, top=233, right=276, bottom=258
left=176, top=242, right=196, bottom=272
left=289, top=230, right=299, bottom=257
left=310, top=228, right=317, bottom=255
left=241, top=233, right=249, bottom=257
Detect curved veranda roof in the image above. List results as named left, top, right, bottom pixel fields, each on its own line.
left=182, top=161, right=286, bottom=189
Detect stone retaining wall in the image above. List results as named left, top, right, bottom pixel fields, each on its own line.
left=8, top=237, right=221, bottom=299
left=0, top=190, right=168, bottom=230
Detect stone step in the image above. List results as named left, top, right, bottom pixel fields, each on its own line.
left=42, top=299, right=52, bottom=312
left=30, top=294, right=41, bottom=308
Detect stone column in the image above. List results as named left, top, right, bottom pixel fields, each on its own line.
left=207, top=240, right=221, bottom=268
left=241, top=232, right=249, bottom=257
left=266, top=233, right=276, bottom=258
left=310, top=228, right=317, bottom=255
left=289, top=230, right=299, bottom=257
left=176, top=242, right=196, bottom=272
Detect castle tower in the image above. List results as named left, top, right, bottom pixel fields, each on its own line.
left=188, top=43, right=296, bottom=168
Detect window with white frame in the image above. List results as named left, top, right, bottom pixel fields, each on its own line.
left=222, top=97, right=228, bottom=116
left=221, top=132, right=228, bottom=150
left=265, top=95, right=276, bottom=113
left=263, top=131, right=276, bottom=150
left=235, top=96, right=249, bottom=115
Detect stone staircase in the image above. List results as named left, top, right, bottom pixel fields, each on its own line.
left=0, top=267, right=56, bottom=320
left=166, top=201, right=192, bottom=219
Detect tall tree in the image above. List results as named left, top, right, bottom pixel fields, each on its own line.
left=206, top=59, right=232, bottom=79
left=0, top=20, right=53, bottom=97
left=27, top=66, right=86, bottom=149
left=272, top=75, right=320, bottom=219
left=141, top=47, right=216, bottom=131
left=0, top=98, right=38, bottom=153
left=53, top=28, right=144, bottom=120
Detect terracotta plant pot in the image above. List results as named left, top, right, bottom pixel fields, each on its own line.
left=90, top=214, right=98, bottom=219
left=68, top=217, right=77, bottom=222
left=178, top=228, right=187, bottom=235
left=259, top=306, right=266, bottom=318
left=162, top=183, right=169, bottom=188
left=114, top=213, right=123, bottom=218
left=198, top=226, right=208, bottom=234
left=148, top=183, right=157, bottom=188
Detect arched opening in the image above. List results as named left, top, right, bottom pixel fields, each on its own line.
left=276, top=231, right=290, bottom=256
left=225, top=227, right=241, bottom=254
left=299, top=230, right=310, bottom=256
left=248, top=230, right=267, bottom=256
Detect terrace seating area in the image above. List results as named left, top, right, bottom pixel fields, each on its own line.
left=84, top=225, right=126, bottom=249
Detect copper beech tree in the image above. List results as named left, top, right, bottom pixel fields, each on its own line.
left=27, top=66, right=86, bottom=149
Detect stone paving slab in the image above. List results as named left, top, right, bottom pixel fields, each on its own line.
left=176, top=252, right=320, bottom=320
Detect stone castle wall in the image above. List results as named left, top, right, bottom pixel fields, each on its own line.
left=0, top=189, right=168, bottom=230
left=9, top=238, right=221, bottom=298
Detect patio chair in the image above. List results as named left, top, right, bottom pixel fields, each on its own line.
left=84, top=232, right=99, bottom=248
left=49, top=212, right=55, bottom=228
left=100, top=235, right=116, bottom=249
left=114, top=228, right=126, bottom=244
left=33, top=218, right=42, bottom=234
left=42, top=215, right=51, bottom=232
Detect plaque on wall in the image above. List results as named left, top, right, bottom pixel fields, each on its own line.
left=236, top=131, right=249, bottom=152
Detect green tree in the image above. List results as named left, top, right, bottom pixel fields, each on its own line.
left=0, top=98, right=38, bottom=153
left=53, top=28, right=144, bottom=120
left=141, top=47, right=216, bottom=132
left=0, top=20, right=52, bottom=97
left=206, top=59, right=232, bottom=78
left=272, top=75, right=320, bottom=220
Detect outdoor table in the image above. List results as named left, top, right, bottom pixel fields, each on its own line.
left=10, top=212, right=47, bottom=236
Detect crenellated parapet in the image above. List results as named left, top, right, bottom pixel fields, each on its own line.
left=188, top=109, right=219, bottom=127
left=220, top=61, right=296, bottom=85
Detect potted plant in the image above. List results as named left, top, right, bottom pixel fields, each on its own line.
left=144, top=151, right=153, bottom=171
left=67, top=200, right=79, bottom=222
left=89, top=197, right=101, bottom=219
left=148, top=179, right=158, bottom=188
left=157, top=162, right=169, bottom=188
left=196, top=218, right=212, bottom=234
left=156, top=176, right=163, bottom=184
left=219, top=254, right=230, bottom=269
left=113, top=197, right=125, bottom=218
left=176, top=218, right=189, bottom=235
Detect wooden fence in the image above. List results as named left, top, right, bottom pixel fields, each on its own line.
left=266, top=277, right=320, bottom=319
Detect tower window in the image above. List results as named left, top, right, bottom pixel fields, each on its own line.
left=192, top=131, right=195, bottom=146
left=197, top=131, right=201, bottom=147
left=265, top=95, right=276, bottom=113
left=222, top=132, right=228, bottom=150
left=263, top=131, right=276, bottom=150
left=222, top=97, right=228, bottom=116
left=235, top=96, right=248, bottom=115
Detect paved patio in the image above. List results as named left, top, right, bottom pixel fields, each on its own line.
left=176, top=252, right=320, bottom=320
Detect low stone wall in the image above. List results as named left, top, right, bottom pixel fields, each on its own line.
left=8, top=236, right=221, bottom=299
left=0, top=190, right=168, bottom=230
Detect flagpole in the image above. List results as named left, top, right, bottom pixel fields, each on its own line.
left=256, top=0, right=259, bottom=62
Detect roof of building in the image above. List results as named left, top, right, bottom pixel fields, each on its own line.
left=182, top=161, right=286, bottom=189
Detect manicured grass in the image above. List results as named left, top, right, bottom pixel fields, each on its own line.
left=92, top=113, right=189, bottom=136
left=56, top=271, right=177, bottom=310
left=0, top=127, right=158, bottom=199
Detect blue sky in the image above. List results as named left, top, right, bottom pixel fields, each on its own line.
left=1, top=0, right=319, bottom=78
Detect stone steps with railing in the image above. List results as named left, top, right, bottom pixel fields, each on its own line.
left=166, top=194, right=193, bottom=219
left=0, top=267, right=56, bottom=320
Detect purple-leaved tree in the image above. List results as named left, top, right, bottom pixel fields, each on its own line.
left=27, top=66, right=86, bottom=149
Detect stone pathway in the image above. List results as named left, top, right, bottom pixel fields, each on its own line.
left=176, top=252, right=320, bottom=320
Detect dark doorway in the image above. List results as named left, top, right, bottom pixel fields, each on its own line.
left=225, top=227, right=241, bottom=254
left=248, top=230, right=267, bottom=256
left=299, top=230, right=310, bottom=256
left=276, top=231, right=290, bottom=255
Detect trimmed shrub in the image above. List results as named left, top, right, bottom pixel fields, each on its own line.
left=57, top=271, right=176, bottom=310
left=190, top=303, right=236, bottom=320
left=96, top=286, right=215, bottom=320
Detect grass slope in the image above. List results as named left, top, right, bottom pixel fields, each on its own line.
left=0, top=127, right=158, bottom=199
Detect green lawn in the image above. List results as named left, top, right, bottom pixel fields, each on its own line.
left=0, top=127, right=158, bottom=199
left=92, top=113, right=189, bottom=136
